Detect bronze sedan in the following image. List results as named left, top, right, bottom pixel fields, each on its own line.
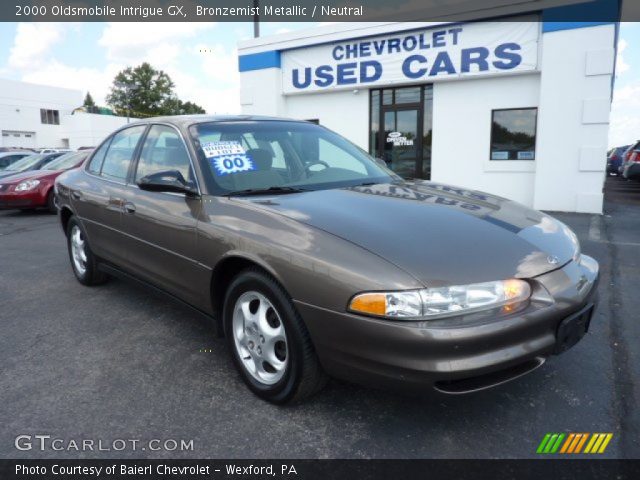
left=55, top=116, right=599, bottom=403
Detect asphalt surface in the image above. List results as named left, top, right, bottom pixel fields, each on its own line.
left=1, top=176, right=639, bottom=459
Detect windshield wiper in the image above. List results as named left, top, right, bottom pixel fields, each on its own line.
left=226, top=186, right=308, bottom=197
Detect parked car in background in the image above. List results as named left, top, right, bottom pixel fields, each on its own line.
left=607, top=145, right=630, bottom=176
left=0, top=151, right=33, bottom=170
left=37, top=148, right=72, bottom=154
left=622, top=140, right=640, bottom=181
left=0, top=150, right=90, bottom=213
left=55, top=116, right=598, bottom=403
left=0, top=152, right=65, bottom=180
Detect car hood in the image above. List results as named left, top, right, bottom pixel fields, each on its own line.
left=0, top=169, right=60, bottom=185
left=233, top=181, right=578, bottom=287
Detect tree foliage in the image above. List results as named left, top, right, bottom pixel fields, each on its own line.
left=106, top=62, right=205, bottom=117
left=83, top=92, right=96, bottom=107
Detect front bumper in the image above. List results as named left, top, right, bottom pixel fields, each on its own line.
left=0, top=190, right=47, bottom=209
left=296, top=255, right=599, bottom=394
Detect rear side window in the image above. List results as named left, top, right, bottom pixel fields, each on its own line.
left=135, top=125, right=193, bottom=183
left=100, top=126, right=146, bottom=181
left=87, top=140, right=111, bottom=174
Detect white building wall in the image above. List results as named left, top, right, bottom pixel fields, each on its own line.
left=533, top=24, right=615, bottom=214
left=285, top=90, right=369, bottom=150
left=432, top=73, right=540, bottom=206
left=239, top=21, right=616, bottom=214
left=0, top=78, right=127, bottom=150
left=60, top=112, right=128, bottom=150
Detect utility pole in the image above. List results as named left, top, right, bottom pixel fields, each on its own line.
left=253, top=0, right=260, bottom=38
left=115, top=82, right=139, bottom=123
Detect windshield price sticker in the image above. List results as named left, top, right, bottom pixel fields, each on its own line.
left=202, top=141, right=245, bottom=158
left=211, top=154, right=255, bottom=176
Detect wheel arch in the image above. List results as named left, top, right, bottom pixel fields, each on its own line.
left=59, top=205, right=74, bottom=234
left=209, top=252, right=286, bottom=335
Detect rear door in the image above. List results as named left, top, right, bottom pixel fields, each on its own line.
left=119, top=124, right=209, bottom=308
left=71, top=125, right=147, bottom=265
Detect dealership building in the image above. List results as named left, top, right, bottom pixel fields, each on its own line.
left=0, top=78, right=127, bottom=151
left=238, top=4, right=619, bottom=213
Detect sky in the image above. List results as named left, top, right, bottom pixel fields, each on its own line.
left=0, top=21, right=638, bottom=147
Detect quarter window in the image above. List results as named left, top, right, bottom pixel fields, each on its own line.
left=135, top=125, right=193, bottom=183
left=100, top=125, right=146, bottom=181
left=87, top=139, right=111, bottom=174
left=490, top=108, right=537, bottom=161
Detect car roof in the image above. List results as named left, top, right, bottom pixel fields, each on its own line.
left=127, top=114, right=305, bottom=128
left=0, top=151, right=31, bottom=157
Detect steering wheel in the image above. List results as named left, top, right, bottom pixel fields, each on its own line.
left=304, top=160, right=330, bottom=174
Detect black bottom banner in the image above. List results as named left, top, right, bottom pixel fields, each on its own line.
left=1, top=459, right=639, bottom=480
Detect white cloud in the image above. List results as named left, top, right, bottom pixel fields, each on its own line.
left=609, top=82, right=640, bottom=147
left=8, top=23, right=66, bottom=69
left=20, top=61, right=124, bottom=106
left=616, top=38, right=630, bottom=75
left=98, top=22, right=216, bottom=63
left=4, top=21, right=242, bottom=115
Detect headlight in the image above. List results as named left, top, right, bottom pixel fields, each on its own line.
left=348, top=279, right=531, bottom=320
left=15, top=180, right=40, bottom=192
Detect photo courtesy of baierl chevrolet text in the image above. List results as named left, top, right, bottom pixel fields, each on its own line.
left=0, top=1, right=639, bottom=479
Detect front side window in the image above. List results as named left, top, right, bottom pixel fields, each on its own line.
left=135, top=125, right=193, bottom=184
left=190, top=121, right=395, bottom=195
left=100, top=125, right=146, bottom=181
left=490, top=108, right=537, bottom=161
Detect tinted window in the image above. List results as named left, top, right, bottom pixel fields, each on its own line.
left=135, top=125, right=192, bottom=183
left=100, top=126, right=146, bottom=181
left=191, top=121, right=395, bottom=195
left=490, top=108, right=537, bottom=161
left=88, top=140, right=110, bottom=174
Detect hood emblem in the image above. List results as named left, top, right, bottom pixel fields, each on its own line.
left=547, top=255, right=559, bottom=265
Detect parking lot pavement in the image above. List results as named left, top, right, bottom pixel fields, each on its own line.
left=0, top=179, right=638, bottom=460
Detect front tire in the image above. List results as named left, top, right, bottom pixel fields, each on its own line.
left=46, top=189, right=57, bottom=214
left=223, top=269, right=327, bottom=404
left=66, top=217, right=108, bottom=286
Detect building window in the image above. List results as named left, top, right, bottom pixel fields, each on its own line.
left=490, top=108, right=537, bottom=160
left=40, top=108, right=60, bottom=125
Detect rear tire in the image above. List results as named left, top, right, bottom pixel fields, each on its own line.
left=223, top=268, right=328, bottom=404
left=66, top=216, right=108, bottom=286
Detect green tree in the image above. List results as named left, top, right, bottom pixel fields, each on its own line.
left=106, top=62, right=205, bottom=118
left=83, top=92, right=96, bottom=107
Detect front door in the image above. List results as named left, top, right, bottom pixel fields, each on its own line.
left=382, top=107, right=420, bottom=179
left=120, top=124, right=210, bottom=309
left=370, top=85, right=433, bottom=180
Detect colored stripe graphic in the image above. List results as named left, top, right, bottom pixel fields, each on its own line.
left=538, top=433, right=613, bottom=454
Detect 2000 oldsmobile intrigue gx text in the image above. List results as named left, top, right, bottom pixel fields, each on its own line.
left=55, top=116, right=599, bottom=403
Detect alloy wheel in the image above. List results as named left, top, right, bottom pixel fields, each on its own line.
left=232, top=291, right=288, bottom=385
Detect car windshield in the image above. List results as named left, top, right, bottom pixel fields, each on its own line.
left=190, top=121, right=397, bottom=195
left=43, top=151, right=87, bottom=171
left=5, top=154, right=45, bottom=172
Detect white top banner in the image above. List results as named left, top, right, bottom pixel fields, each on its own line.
left=282, top=22, right=540, bottom=94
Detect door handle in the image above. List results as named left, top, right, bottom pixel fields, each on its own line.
left=123, top=202, right=136, bottom=214
left=71, top=190, right=82, bottom=200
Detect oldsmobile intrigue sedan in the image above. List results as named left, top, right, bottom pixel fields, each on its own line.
left=55, top=115, right=599, bottom=403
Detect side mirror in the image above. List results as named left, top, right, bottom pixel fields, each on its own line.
left=137, top=170, right=198, bottom=196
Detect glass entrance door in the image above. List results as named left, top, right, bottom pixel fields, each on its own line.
left=370, top=85, right=433, bottom=180
left=382, top=108, right=419, bottom=179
